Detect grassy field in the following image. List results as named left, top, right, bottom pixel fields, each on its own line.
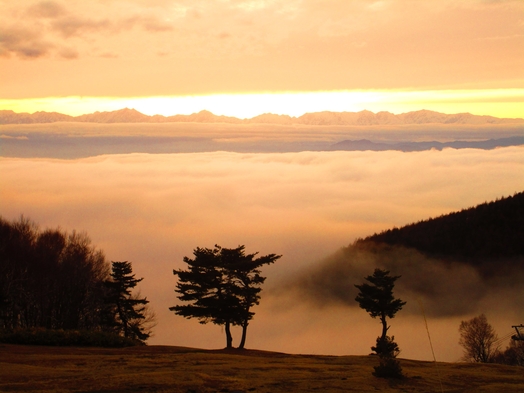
left=1, top=344, right=523, bottom=393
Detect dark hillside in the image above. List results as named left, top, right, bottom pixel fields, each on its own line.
left=359, top=192, right=524, bottom=271
left=1, top=344, right=524, bottom=393
left=292, top=192, right=524, bottom=316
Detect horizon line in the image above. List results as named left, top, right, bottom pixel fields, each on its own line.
left=3, top=106, right=524, bottom=119
left=1, top=89, right=523, bottom=119
left=2, top=107, right=523, bottom=126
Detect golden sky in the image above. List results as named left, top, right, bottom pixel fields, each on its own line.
left=1, top=0, right=523, bottom=118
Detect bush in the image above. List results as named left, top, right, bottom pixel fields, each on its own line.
left=373, top=356, right=404, bottom=379
left=493, top=340, right=524, bottom=366
left=0, top=328, right=140, bottom=347
left=371, top=336, right=404, bottom=379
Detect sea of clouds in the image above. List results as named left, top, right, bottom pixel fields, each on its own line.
left=1, top=123, right=523, bottom=361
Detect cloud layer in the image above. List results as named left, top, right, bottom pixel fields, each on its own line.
left=1, top=121, right=523, bottom=158
left=1, top=145, right=523, bottom=360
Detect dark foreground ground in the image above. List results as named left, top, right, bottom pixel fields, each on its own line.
left=1, top=344, right=523, bottom=393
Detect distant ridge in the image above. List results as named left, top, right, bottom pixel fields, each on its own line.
left=330, top=136, right=524, bottom=151
left=1, top=108, right=522, bottom=125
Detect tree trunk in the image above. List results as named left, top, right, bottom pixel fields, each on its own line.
left=380, top=314, right=388, bottom=342
left=225, top=321, right=233, bottom=348
left=238, top=321, right=248, bottom=349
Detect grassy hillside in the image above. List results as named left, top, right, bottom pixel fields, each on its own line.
left=1, top=344, right=523, bottom=393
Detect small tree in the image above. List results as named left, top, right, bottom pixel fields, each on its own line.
left=459, top=314, right=498, bottom=363
left=171, top=245, right=280, bottom=349
left=355, top=268, right=406, bottom=378
left=105, top=261, right=153, bottom=343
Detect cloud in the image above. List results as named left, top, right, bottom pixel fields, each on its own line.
left=0, top=26, right=53, bottom=59
left=1, top=140, right=522, bottom=360
left=0, top=1, right=177, bottom=61
left=287, top=242, right=524, bottom=318
left=50, top=16, right=112, bottom=38
left=26, top=1, right=66, bottom=19
left=0, top=134, right=28, bottom=140
left=1, top=0, right=522, bottom=97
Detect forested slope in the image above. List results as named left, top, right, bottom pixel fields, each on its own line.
left=359, top=191, right=524, bottom=272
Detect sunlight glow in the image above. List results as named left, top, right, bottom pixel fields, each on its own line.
left=1, top=89, right=523, bottom=119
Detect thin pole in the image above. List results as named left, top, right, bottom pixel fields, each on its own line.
left=418, top=299, right=444, bottom=393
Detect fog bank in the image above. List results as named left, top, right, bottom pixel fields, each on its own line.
left=288, top=242, right=524, bottom=317
left=1, top=147, right=523, bottom=361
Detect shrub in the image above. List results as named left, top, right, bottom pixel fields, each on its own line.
left=0, top=328, right=140, bottom=347
left=373, top=356, right=404, bottom=379
left=371, top=336, right=404, bottom=379
left=493, top=340, right=524, bottom=366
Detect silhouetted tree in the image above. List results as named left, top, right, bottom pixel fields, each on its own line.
left=126, top=291, right=156, bottom=342
left=494, top=339, right=524, bottom=366
left=355, top=268, right=406, bottom=378
left=105, top=261, right=152, bottom=343
left=0, top=216, right=110, bottom=331
left=220, top=245, right=281, bottom=349
left=171, top=245, right=280, bottom=349
left=459, top=314, right=499, bottom=363
left=55, top=231, right=109, bottom=330
left=171, top=246, right=236, bottom=347
left=355, top=268, right=406, bottom=348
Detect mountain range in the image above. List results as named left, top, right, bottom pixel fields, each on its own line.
left=1, top=108, right=523, bottom=125
left=330, top=136, right=524, bottom=151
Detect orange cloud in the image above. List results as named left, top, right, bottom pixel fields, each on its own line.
left=0, top=26, right=54, bottom=59
left=1, top=144, right=522, bottom=360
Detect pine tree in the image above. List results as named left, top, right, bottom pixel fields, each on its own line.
left=171, top=245, right=280, bottom=349
left=105, top=261, right=152, bottom=343
left=355, top=268, right=406, bottom=378
left=220, top=245, right=280, bottom=349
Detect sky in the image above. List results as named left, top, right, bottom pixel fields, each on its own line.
left=1, top=0, right=523, bottom=118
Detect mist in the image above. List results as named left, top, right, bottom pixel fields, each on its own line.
left=289, top=242, right=524, bottom=317
left=1, top=143, right=523, bottom=362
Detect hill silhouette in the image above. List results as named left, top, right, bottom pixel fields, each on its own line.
left=330, top=136, right=524, bottom=151
left=291, top=192, right=524, bottom=317
left=359, top=191, right=524, bottom=274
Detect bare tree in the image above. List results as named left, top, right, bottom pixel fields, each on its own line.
left=459, top=314, right=499, bottom=363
